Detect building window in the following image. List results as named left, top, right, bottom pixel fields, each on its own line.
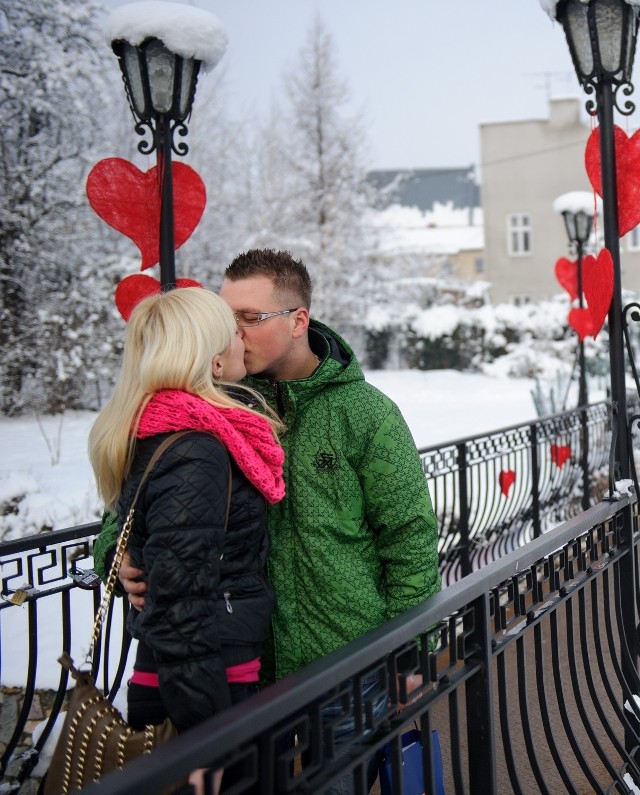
left=507, top=213, right=532, bottom=256
left=628, top=225, right=640, bottom=251
left=513, top=295, right=532, bottom=307
left=474, top=257, right=484, bottom=274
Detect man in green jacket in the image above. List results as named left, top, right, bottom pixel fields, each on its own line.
left=95, top=248, right=441, bottom=792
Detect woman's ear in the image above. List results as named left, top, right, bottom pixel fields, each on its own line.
left=212, top=354, right=223, bottom=380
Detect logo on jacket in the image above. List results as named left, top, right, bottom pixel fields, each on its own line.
left=314, top=451, right=338, bottom=472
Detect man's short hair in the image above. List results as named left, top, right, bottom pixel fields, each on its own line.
left=225, top=249, right=313, bottom=309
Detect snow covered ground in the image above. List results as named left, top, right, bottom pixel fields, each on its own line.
left=0, top=369, right=542, bottom=543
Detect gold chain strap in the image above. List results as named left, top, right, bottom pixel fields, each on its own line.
left=85, top=431, right=193, bottom=665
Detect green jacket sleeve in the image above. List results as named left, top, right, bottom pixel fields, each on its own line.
left=360, top=404, right=441, bottom=622
left=92, top=511, right=122, bottom=593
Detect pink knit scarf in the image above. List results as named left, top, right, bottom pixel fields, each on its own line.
left=136, top=390, right=285, bottom=504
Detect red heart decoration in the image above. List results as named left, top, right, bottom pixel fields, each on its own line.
left=582, top=248, right=614, bottom=340
left=568, top=307, right=593, bottom=341
left=550, top=444, right=571, bottom=469
left=498, top=469, right=516, bottom=497
left=86, top=158, right=206, bottom=270
left=585, top=125, right=640, bottom=237
left=115, top=274, right=203, bottom=322
left=554, top=257, right=579, bottom=301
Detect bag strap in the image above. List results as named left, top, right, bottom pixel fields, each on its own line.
left=87, top=430, right=232, bottom=663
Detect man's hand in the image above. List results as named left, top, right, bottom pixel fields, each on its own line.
left=119, top=551, right=147, bottom=611
left=397, top=674, right=423, bottom=711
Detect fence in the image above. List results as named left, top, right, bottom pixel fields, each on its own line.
left=0, top=401, right=628, bottom=794
left=419, top=401, right=611, bottom=584
left=2, top=493, right=638, bottom=793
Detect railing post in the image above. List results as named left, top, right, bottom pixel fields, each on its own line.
left=580, top=406, right=590, bottom=511
left=530, top=423, right=541, bottom=539
left=457, top=442, right=471, bottom=577
left=466, top=592, right=497, bottom=793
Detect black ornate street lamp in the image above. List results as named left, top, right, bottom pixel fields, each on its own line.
left=547, top=0, right=640, bottom=741
left=551, top=0, right=639, bottom=488
left=553, top=192, right=595, bottom=510
left=111, top=37, right=201, bottom=290
left=107, top=3, right=227, bottom=291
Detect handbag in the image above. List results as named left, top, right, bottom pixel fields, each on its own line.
left=44, top=431, right=229, bottom=795
left=378, top=726, right=445, bottom=795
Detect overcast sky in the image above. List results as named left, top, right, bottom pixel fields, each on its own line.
left=101, top=0, right=640, bottom=176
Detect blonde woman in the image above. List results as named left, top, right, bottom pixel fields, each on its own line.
left=89, top=288, right=284, bottom=792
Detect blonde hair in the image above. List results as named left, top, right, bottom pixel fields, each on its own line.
left=89, top=287, right=281, bottom=510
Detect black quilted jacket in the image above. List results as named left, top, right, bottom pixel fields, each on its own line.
left=118, top=431, right=276, bottom=731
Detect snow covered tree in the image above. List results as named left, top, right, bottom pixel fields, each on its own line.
left=0, top=0, right=123, bottom=415
left=250, top=17, right=378, bottom=327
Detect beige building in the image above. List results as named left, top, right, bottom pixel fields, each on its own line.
left=480, top=96, right=640, bottom=304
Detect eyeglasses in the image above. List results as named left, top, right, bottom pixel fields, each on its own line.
left=233, top=308, right=298, bottom=327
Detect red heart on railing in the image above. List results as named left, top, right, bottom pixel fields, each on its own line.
left=498, top=469, right=516, bottom=497
left=585, top=125, right=640, bottom=237
left=550, top=444, right=571, bottom=469
left=86, top=158, right=207, bottom=270
left=115, top=274, right=203, bottom=322
left=582, top=249, right=614, bottom=340
left=555, top=257, right=579, bottom=301
left=568, top=307, right=593, bottom=341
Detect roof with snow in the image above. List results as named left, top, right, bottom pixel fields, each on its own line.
left=367, top=167, right=480, bottom=212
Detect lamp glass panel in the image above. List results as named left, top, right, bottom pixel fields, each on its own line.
left=565, top=0, right=594, bottom=78
left=123, top=44, right=146, bottom=115
left=146, top=40, right=175, bottom=114
left=594, top=0, right=624, bottom=74
left=178, top=59, right=195, bottom=118
left=563, top=211, right=578, bottom=242
left=575, top=211, right=593, bottom=244
left=623, top=9, right=638, bottom=76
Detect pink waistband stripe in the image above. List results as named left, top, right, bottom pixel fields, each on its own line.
left=129, top=657, right=261, bottom=688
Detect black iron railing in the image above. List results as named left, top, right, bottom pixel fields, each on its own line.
left=2, top=494, right=638, bottom=793
left=419, top=401, right=611, bottom=584
left=0, top=401, right=628, bottom=793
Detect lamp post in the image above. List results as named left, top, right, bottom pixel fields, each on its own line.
left=550, top=0, right=639, bottom=488
left=107, top=3, right=228, bottom=291
left=553, top=192, right=596, bottom=510
left=111, top=38, right=200, bottom=290
left=547, top=0, right=640, bottom=744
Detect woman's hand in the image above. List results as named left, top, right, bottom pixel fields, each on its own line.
left=188, top=767, right=223, bottom=795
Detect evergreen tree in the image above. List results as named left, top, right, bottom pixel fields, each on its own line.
left=251, top=18, right=378, bottom=327
left=0, top=0, right=123, bottom=415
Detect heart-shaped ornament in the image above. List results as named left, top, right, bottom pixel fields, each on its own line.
left=86, top=158, right=206, bottom=270
left=585, top=125, right=640, bottom=237
left=554, top=257, right=579, bottom=301
left=582, top=248, right=614, bottom=339
left=115, top=274, right=203, bottom=322
left=550, top=443, right=571, bottom=469
left=498, top=469, right=516, bottom=497
left=568, top=307, right=593, bottom=341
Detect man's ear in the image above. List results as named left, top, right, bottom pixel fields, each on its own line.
left=292, top=307, right=310, bottom=339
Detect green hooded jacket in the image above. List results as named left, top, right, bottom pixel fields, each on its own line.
left=93, top=320, right=441, bottom=684
left=252, top=320, right=440, bottom=683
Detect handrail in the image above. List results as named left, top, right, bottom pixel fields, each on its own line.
left=69, top=494, right=640, bottom=793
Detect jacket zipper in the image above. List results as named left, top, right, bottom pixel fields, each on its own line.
left=274, top=382, right=285, bottom=418
left=223, top=592, right=233, bottom=613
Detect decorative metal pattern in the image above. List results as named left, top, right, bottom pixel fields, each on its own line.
left=2, top=495, right=634, bottom=794
left=419, top=401, right=611, bottom=585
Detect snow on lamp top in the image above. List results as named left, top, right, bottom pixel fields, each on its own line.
left=552, top=191, right=602, bottom=215
left=540, top=0, right=640, bottom=21
left=106, top=1, right=228, bottom=71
